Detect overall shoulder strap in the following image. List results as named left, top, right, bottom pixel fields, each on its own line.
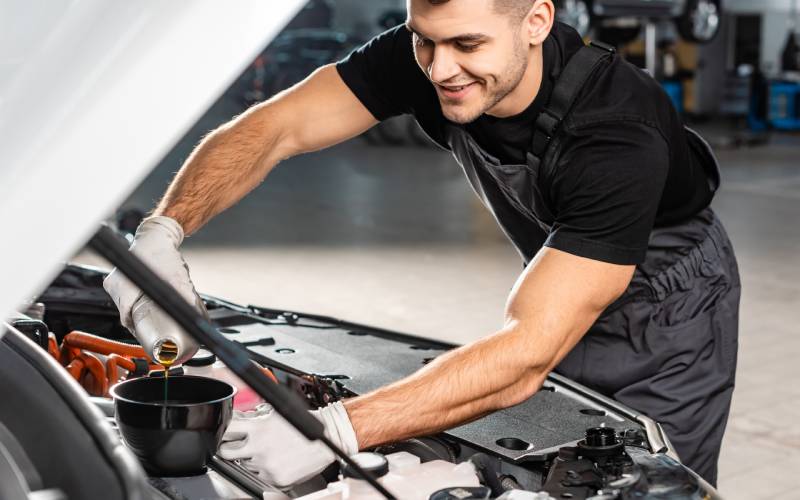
left=527, top=41, right=616, bottom=169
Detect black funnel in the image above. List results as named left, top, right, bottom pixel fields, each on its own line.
left=111, top=375, right=235, bottom=476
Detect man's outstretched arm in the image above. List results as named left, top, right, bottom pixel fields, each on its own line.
left=344, top=247, right=635, bottom=449
left=102, top=65, right=377, bottom=362
left=153, top=64, right=377, bottom=235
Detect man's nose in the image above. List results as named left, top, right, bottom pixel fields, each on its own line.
left=427, top=45, right=460, bottom=84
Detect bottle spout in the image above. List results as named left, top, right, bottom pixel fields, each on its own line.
left=153, top=338, right=179, bottom=367
left=132, top=297, right=200, bottom=366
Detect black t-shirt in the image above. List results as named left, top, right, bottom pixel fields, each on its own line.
left=336, top=23, right=714, bottom=265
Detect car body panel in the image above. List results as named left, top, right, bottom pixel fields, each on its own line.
left=594, top=0, right=685, bottom=18
left=5, top=263, right=716, bottom=499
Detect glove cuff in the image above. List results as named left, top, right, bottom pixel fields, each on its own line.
left=137, top=215, right=185, bottom=247
left=318, top=401, right=359, bottom=456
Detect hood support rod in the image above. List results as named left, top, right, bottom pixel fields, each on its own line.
left=89, top=224, right=395, bottom=500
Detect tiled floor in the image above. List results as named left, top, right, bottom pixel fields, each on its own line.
left=709, top=140, right=800, bottom=499
left=76, top=101, right=800, bottom=498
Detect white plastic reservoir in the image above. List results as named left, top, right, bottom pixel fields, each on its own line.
left=296, top=451, right=480, bottom=500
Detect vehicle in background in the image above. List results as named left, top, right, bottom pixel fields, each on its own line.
left=556, top=0, right=722, bottom=44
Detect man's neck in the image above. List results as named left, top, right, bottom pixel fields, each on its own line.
left=486, top=45, right=544, bottom=119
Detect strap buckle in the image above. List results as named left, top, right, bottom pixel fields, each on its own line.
left=536, top=108, right=560, bottom=136
left=589, top=40, right=616, bottom=54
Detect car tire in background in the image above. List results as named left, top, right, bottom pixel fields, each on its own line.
left=595, top=18, right=642, bottom=46
left=676, top=0, right=722, bottom=44
left=555, top=0, right=594, bottom=38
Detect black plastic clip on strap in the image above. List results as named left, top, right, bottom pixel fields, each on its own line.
left=526, top=41, right=616, bottom=169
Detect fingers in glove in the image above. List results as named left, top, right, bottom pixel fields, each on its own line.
left=224, top=417, right=260, bottom=436
left=220, top=432, right=248, bottom=444
left=241, top=464, right=271, bottom=483
left=253, top=403, right=272, bottom=415
left=232, top=404, right=272, bottom=419
left=218, top=441, right=256, bottom=461
left=218, top=433, right=260, bottom=459
left=239, top=459, right=264, bottom=476
left=232, top=410, right=253, bottom=419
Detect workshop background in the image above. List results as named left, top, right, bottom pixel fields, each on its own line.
left=77, top=1, right=800, bottom=498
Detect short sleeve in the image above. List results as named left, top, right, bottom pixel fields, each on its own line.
left=544, top=122, right=670, bottom=265
left=336, top=26, right=417, bottom=121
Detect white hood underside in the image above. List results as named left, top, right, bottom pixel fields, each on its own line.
left=0, top=0, right=305, bottom=323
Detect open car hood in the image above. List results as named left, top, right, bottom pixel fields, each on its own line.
left=0, top=0, right=304, bottom=323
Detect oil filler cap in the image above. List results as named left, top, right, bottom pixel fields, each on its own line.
left=577, top=427, right=624, bottom=457
left=342, top=452, right=389, bottom=479
left=429, top=486, right=491, bottom=499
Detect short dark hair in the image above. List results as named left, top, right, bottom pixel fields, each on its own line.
left=426, top=0, right=534, bottom=22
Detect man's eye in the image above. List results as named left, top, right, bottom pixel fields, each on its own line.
left=456, top=42, right=480, bottom=52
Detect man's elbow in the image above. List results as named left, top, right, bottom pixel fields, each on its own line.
left=500, top=368, right=549, bottom=408
left=490, top=325, right=555, bottom=408
left=588, top=265, right=635, bottom=312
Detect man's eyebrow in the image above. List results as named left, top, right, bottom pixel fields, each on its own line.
left=405, top=22, right=427, bottom=38
left=404, top=22, right=489, bottom=43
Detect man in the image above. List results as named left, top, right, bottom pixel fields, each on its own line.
left=104, top=0, right=739, bottom=489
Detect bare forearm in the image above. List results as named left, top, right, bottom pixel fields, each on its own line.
left=344, top=249, right=633, bottom=450
left=151, top=65, right=376, bottom=235
left=152, top=104, right=293, bottom=235
left=345, top=310, right=599, bottom=449
left=344, top=329, right=538, bottom=449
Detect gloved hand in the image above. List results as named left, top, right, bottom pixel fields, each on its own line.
left=218, top=401, right=359, bottom=488
left=103, top=216, right=206, bottom=363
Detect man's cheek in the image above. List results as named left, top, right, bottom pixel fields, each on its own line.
left=413, top=47, right=433, bottom=75
left=460, top=60, right=494, bottom=84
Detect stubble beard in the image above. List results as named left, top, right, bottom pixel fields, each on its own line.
left=442, top=37, right=530, bottom=124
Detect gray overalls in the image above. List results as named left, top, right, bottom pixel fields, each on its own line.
left=445, top=43, right=740, bottom=486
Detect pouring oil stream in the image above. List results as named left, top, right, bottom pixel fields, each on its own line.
left=153, top=339, right=178, bottom=404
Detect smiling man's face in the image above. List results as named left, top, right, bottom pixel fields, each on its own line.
left=407, top=0, right=551, bottom=124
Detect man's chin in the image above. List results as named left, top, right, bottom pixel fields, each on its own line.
left=441, top=104, right=483, bottom=124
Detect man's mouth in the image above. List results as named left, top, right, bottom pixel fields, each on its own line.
left=437, top=82, right=477, bottom=100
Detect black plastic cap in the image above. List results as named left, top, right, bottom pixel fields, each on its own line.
left=428, top=486, right=492, bottom=499
left=585, top=427, right=618, bottom=447
left=184, top=348, right=217, bottom=367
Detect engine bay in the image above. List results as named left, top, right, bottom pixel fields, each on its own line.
left=2, top=264, right=717, bottom=500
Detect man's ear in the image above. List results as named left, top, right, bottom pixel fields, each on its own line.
left=524, top=0, right=555, bottom=46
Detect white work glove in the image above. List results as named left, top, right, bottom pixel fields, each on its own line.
left=218, top=401, right=359, bottom=488
left=103, top=216, right=206, bottom=360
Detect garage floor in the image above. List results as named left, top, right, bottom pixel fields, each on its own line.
left=77, top=102, right=800, bottom=498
